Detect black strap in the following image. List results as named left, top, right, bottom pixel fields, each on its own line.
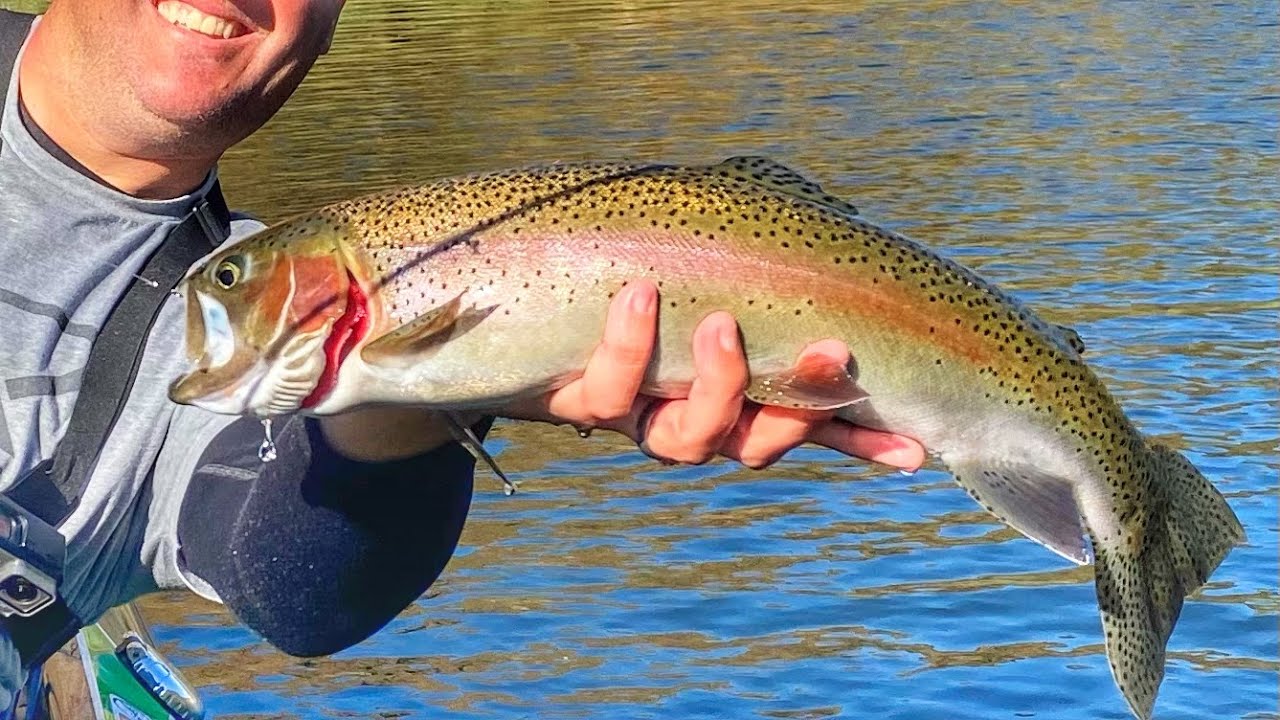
left=0, top=10, right=30, bottom=90
left=0, top=10, right=34, bottom=155
left=3, top=198, right=230, bottom=671
left=3, top=196, right=229, bottom=671
left=8, top=193, right=229, bottom=527
left=1, top=9, right=234, bottom=668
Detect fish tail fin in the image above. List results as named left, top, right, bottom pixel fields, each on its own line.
left=1091, top=442, right=1245, bottom=720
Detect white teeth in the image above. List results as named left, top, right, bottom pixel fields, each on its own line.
left=156, top=0, right=245, bottom=39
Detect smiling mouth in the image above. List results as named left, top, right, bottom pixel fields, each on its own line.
left=156, top=0, right=248, bottom=39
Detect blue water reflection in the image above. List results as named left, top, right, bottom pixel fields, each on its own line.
left=138, top=1, right=1279, bottom=718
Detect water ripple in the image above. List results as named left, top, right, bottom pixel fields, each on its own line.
left=122, top=0, right=1280, bottom=717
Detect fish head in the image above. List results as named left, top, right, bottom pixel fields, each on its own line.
left=168, top=227, right=363, bottom=417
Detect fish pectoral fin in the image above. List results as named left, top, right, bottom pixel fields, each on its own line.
left=712, top=156, right=860, bottom=217
left=948, top=458, right=1091, bottom=565
left=360, top=296, right=495, bottom=368
left=442, top=411, right=516, bottom=496
left=745, top=354, right=869, bottom=410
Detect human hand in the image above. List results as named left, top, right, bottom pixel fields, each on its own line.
left=502, top=280, right=926, bottom=471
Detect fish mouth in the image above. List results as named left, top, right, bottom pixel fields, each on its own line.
left=169, top=333, right=323, bottom=415
left=299, top=272, right=370, bottom=410
left=170, top=265, right=366, bottom=416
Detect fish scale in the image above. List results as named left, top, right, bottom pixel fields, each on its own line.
left=169, top=156, right=1245, bottom=720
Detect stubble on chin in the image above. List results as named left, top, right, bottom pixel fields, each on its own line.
left=42, top=0, right=335, bottom=171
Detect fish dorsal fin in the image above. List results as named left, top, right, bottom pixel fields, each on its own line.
left=946, top=456, right=1091, bottom=565
left=745, top=353, right=869, bottom=410
left=360, top=296, right=495, bottom=368
left=1054, top=323, right=1087, bottom=355
left=712, top=156, right=859, bottom=216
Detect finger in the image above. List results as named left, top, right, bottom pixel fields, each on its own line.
left=553, top=280, right=658, bottom=424
left=808, top=420, right=926, bottom=470
left=785, top=339, right=927, bottom=469
left=642, top=312, right=748, bottom=464
left=720, top=404, right=828, bottom=469
left=715, top=338, right=846, bottom=468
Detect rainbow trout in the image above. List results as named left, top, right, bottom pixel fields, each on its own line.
left=168, top=157, right=1243, bottom=718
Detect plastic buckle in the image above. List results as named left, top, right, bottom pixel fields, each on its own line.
left=0, top=496, right=65, bottom=619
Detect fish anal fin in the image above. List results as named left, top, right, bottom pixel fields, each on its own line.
left=360, top=297, right=495, bottom=368
left=745, top=354, right=869, bottom=410
left=948, top=458, right=1091, bottom=565
left=712, top=156, right=859, bottom=217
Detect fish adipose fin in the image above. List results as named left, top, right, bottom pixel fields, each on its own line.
left=1053, top=322, right=1087, bottom=355
left=949, top=458, right=1092, bottom=565
left=711, top=156, right=860, bottom=217
left=443, top=411, right=516, bottom=496
left=1091, top=442, right=1245, bottom=720
left=745, top=353, right=869, bottom=410
left=361, top=296, right=496, bottom=368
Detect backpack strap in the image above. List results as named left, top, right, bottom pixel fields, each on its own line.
left=0, top=5, right=235, bottom=671
left=3, top=191, right=230, bottom=670
left=0, top=5, right=233, bottom=526
left=0, top=10, right=36, bottom=151
left=10, top=191, right=230, bottom=525
left=0, top=8, right=234, bottom=670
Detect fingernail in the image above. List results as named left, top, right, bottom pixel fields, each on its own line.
left=630, top=283, right=656, bottom=315
left=718, top=320, right=739, bottom=353
left=876, top=440, right=925, bottom=471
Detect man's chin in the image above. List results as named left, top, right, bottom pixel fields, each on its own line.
left=132, top=79, right=269, bottom=145
left=129, top=22, right=265, bottom=123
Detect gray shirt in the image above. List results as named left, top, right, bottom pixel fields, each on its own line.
left=0, top=19, right=254, bottom=701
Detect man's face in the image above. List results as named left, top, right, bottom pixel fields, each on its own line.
left=60, top=0, right=345, bottom=151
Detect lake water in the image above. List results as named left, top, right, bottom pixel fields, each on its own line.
left=130, top=2, right=1279, bottom=719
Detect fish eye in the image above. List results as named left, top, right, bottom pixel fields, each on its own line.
left=213, top=256, right=245, bottom=290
